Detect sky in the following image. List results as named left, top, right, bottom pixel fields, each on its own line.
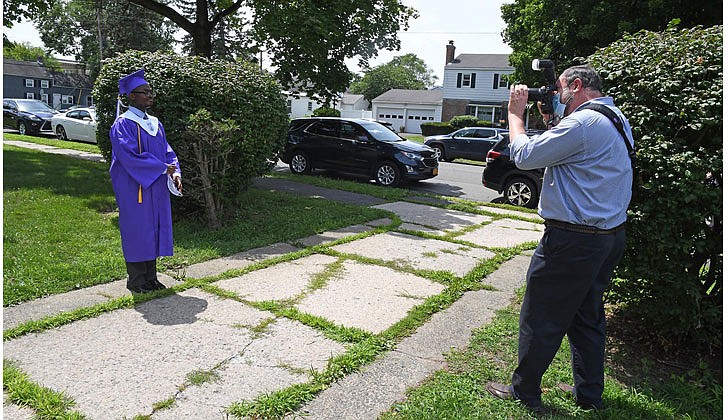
left=3, top=0, right=513, bottom=85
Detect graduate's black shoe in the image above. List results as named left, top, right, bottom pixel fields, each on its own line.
left=127, top=284, right=154, bottom=293
left=147, top=279, right=167, bottom=291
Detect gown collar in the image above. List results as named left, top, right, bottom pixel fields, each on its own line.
left=122, top=108, right=159, bottom=136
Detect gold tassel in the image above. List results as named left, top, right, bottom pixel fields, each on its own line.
left=137, top=124, right=143, bottom=204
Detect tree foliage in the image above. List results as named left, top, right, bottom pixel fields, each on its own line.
left=349, top=53, right=437, bottom=104
left=34, top=0, right=175, bottom=78
left=122, top=0, right=416, bottom=102
left=3, top=41, right=61, bottom=70
left=501, top=0, right=722, bottom=85
left=94, top=51, right=289, bottom=228
left=589, top=26, right=722, bottom=353
left=3, top=0, right=53, bottom=28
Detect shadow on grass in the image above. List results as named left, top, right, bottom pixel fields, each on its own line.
left=4, top=147, right=114, bottom=211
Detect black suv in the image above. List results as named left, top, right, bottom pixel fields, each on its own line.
left=482, top=134, right=544, bottom=208
left=424, top=127, right=507, bottom=162
left=280, top=117, right=438, bottom=187
left=3, top=98, right=57, bottom=135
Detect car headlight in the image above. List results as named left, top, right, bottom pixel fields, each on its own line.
left=28, top=115, right=42, bottom=121
left=401, top=152, right=419, bottom=160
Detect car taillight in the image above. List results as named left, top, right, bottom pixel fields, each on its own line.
left=486, top=150, right=501, bottom=163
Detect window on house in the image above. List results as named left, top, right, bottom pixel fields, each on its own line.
left=41, top=80, right=50, bottom=89
left=41, top=94, right=49, bottom=104
left=62, top=95, right=74, bottom=105
left=26, top=93, right=35, bottom=99
left=25, top=79, right=34, bottom=88
left=457, top=72, right=477, bottom=88
left=86, top=96, right=94, bottom=106
left=286, top=99, right=292, bottom=114
left=499, top=74, right=508, bottom=88
left=307, top=101, right=313, bottom=111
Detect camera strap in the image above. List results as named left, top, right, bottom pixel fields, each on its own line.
left=580, top=103, right=636, bottom=168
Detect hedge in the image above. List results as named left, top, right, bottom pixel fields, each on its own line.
left=93, top=50, right=289, bottom=228
left=590, top=25, right=722, bottom=353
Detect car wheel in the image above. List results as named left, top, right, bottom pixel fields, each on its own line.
left=504, top=177, right=538, bottom=208
left=374, top=161, right=401, bottom=187
left=18, top=122, right=28, bottom=136
left=56, top=125, right=68, bottom=141
left=433, top=145, right=446, bottom=161
left=289, top=152, right=312, bottom=174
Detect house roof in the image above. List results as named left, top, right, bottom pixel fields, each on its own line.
left=3, top=58, right=93, bottom=88
left=446, top=54, right=513, bottom=70
left=3, top=59, right=53, bottom=78
left=341, top=93, right=365, bottom=105
left=372, top=89, right=443, bottom=105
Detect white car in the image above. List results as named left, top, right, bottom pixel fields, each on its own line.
left=51, top=107, right=97, bottom=143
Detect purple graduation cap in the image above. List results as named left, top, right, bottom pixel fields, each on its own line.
left=118, top=69, right=148, bottom=95
left=116, top=69, right=148, bottom=118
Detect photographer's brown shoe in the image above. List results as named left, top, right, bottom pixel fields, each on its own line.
left=485, top=382, right=543, bottom=413
left=485, top=381, right=514, bottom=401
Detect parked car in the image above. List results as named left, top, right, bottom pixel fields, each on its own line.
left=51, top=107, right=98, bottom=143
left=424, top=127, right=507, bottom=162
left=3, top=98, right=57, bottom=135
left=280, top=117, right=438, bottom=187
left=482, top=134, right=544, bottom=208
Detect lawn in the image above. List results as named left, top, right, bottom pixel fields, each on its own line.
left=3, top=132, right=102, bottom=154
left=3, top=137, right=721, bottom=419
left=381, top=296, right=722, bottom=419
left=3, top=145, right=391, bottom=306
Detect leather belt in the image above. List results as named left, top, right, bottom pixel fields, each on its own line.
left=544, top=219, right=625, bottom=235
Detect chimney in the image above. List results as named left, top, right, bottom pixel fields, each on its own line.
left=445, top=40, right=455, bottom=65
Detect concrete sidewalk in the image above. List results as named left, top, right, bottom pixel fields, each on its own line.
left=3, top=140, right=544, bottom=419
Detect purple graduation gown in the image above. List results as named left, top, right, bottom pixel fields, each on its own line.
left=109, top=114, right=180, bottom=262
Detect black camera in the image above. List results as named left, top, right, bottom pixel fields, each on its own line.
left=527, top=59, right=557, bottom=114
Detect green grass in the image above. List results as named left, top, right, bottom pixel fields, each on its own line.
left=3, top=145, right=391, bottom=305
left=4, top=136, right=720, bottom=419
left=380, top=295, right=722, bottom=420
left=3, top=132, right=102, bottom=154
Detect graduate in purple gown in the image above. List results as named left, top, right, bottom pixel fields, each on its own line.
left=110, top=69, right=182, bottom=293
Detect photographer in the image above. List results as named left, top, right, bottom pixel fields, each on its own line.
left=485, top=65, right=633, bottom=412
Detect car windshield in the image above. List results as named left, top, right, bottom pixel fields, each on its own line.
left=359, top=121, right=403, bottom=142
left=17, top=101, right=53, bottom=113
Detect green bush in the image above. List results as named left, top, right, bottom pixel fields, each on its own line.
left=589, top=25, right=722, bottom=352
left=312, top=107, right=340, bottom=117
left=449, top=115, right=480, bottom=129
left=93, top=50, right=289, bottom=227
left=420, top=122, right=454, bottom=137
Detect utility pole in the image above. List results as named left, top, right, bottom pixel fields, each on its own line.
left=96, top=0, right=103, bottom=70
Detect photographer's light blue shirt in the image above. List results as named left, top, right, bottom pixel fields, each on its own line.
left=510, top=97, right=633, bottom=229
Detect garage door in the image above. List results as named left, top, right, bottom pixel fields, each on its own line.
left=404, top=110, right=437, bottom=134
left=375, top=108, right=405, bottom=132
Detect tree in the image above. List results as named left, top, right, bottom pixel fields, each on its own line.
left=350, top=53, right=437, bottom=104
left=3, top=41, right=61, bottom=70
left=500, top=0, right=722, bottom=85
left=34, top=0, right=175, bottom=78
left=123, top=0, right=417, bottom=102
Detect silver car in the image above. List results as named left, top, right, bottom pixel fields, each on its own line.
left=51, top=107, right=97, bottom=143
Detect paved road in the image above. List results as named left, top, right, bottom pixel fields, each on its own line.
left=274, top=160, right=503, bottom=204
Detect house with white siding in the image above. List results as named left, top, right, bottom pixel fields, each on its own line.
left=336, top=92, right=371, bottom=119
left=441, top=41, right=513, bottom=125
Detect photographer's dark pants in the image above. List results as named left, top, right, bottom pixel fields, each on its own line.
left=511, top=225, right=626, bottom=409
